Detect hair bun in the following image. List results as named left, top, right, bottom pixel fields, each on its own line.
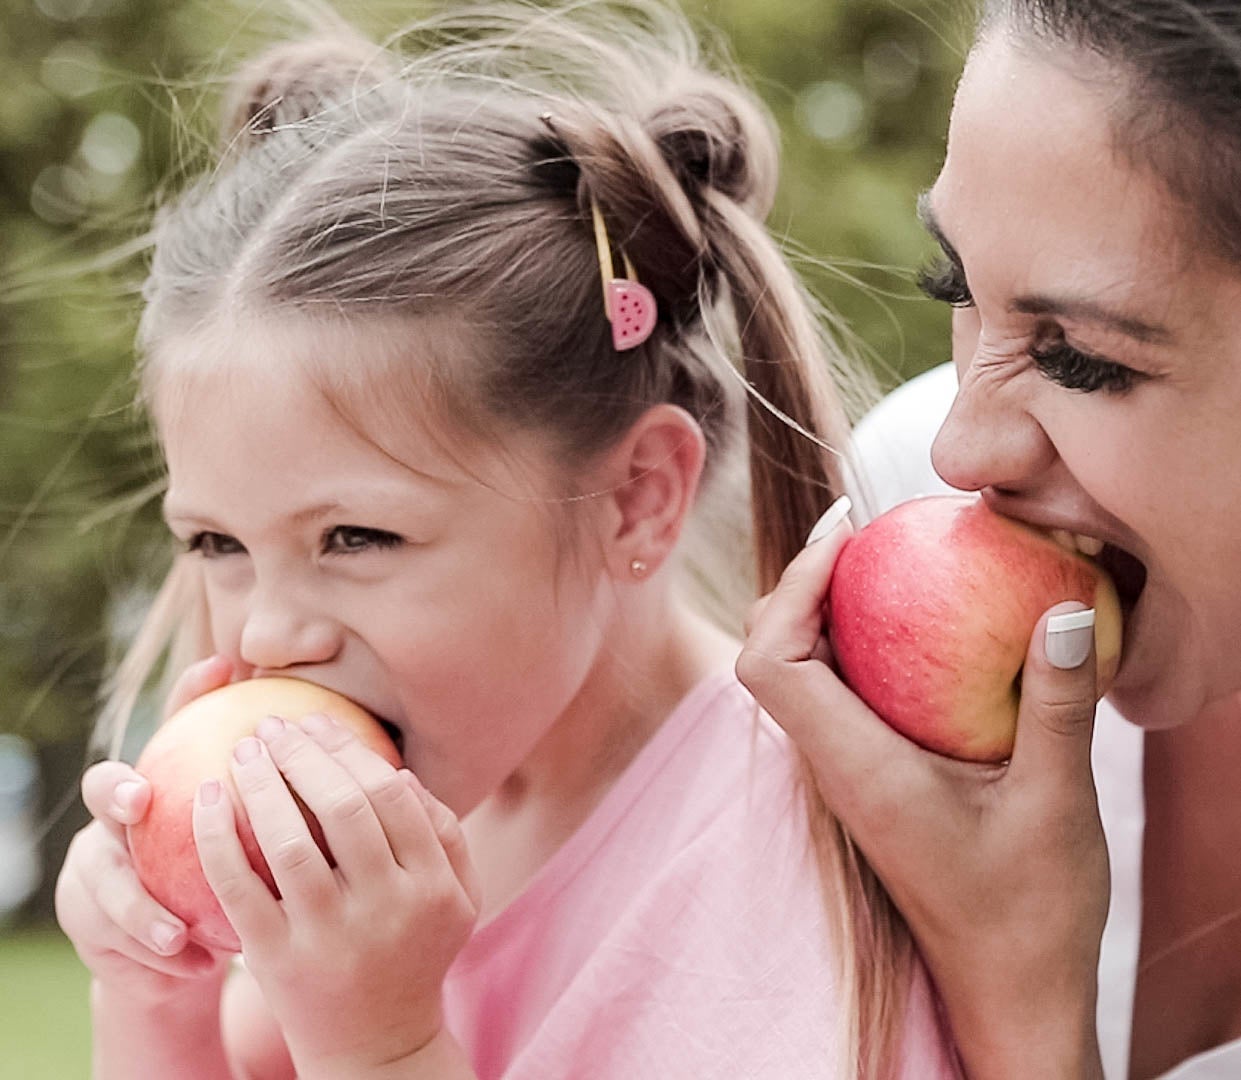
left=220, top=35, right=394, bottom=149
left=645, top=78, right=778, bottom=219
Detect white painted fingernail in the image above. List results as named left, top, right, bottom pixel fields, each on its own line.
left=1045, top=608, right=1095, bottom=669
left=805, top=495, right=853, bottom=546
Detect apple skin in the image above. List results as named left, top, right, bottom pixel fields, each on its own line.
left=127, top=677, right=402, bottom=951
left=826, top=495, right=1123, bottom=763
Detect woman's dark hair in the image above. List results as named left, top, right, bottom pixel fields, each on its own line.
left=984, top=0, right=1241, bottom=265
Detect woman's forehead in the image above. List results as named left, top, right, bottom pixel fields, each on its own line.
left=935, top=37, right=1193, bottom=280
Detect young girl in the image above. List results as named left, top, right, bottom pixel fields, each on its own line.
left=54, top=3, right=959, bottom=1077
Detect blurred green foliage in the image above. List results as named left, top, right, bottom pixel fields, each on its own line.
left=0, top=924, right=91, bottom=1077
left=0, top=0, right=966, bottom=923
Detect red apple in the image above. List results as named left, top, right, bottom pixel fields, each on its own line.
left=826, top=495, right=1123, bottom=763
left=127, top=677, right=401, bottom=951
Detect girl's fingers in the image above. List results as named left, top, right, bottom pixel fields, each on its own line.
left=193, top=769, right=294, bottom=942
left=226, top=733, right=339, bottom=907
left=252, top=716, right=407, bottom=884
left=60, top=826, right=220, bottom=979
left=292, top=715, right=446, bottom=877
left=89, top=845, right=189, bottom=958
left=404, top=773, right=481, bottom=912
left=81, top=762, right=152, bottom=841
left=164, top=654, right=234, bottom=719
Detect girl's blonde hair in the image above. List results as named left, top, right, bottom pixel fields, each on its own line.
left=106, top=2, right=911, bottom=1074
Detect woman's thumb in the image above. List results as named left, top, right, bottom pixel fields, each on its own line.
left=1008, top=602, right=1101, bottom=784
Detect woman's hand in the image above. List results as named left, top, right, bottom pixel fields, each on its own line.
left=55, top=655, right=236, bottom=1003
left=736, top=507, right=1108, bottom=1080
left=192, top=712, right=480, bottom=1078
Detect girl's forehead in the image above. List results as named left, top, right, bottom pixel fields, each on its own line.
left=150, top=310, right=559, bottom=493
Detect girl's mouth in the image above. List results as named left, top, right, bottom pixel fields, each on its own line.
left=377, top=718, right=406, bottom=758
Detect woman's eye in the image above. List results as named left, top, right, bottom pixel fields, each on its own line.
left=185, top=531, right=246, bottom=558
left=323, top=526, right=404, bottom=555
left=917, top=256, right=974, bottom=308
left=1029, top=341, right=1140, bottom=394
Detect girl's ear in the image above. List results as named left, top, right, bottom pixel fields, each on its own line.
left=598, top=404, right=706, bottom=581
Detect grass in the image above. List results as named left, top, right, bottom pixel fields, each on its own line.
left=0, top=923, right=91, bottom=1079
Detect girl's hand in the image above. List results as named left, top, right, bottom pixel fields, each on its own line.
left=192, top=712, right=480, bottom=1077
left=736, top=513, right=1108, bottom=1080
left=54, top=655, right=236, bottom=1003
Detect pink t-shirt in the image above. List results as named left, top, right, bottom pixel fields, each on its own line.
left=443, top=671, right=961, bottom=1079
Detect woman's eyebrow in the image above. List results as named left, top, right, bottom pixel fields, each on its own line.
left=1010, top=294, right=1173, bottom=344
left=915, top=189, right=1173, bottom=345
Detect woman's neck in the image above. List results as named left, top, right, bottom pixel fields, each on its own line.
left=1131, top=694, right=1241, bottom=1076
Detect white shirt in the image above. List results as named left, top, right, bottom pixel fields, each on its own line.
left=849, top=362, right=1241, bottom=1080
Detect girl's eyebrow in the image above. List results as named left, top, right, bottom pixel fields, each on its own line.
left=915, top=189, right=1173, bottom=345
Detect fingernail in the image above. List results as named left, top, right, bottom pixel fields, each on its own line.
left=233, top=737, right=262, bottom=764
left=805, top=495, right=853, bottom=546
left=1045, top=608, right=1095, bottom=669
left=111, top=779, right=145, bottom=819
left=151, top=922, right=185, bottom=954
left=198, top=779, right=222, bottom=806
left=300, top=712, right=331, bottom=737
left=256, top=715, right=285, bottom=741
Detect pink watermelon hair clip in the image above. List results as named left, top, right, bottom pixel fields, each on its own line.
left=590, top=198, right=657, bottom=351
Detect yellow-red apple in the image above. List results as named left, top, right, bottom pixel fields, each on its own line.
left=826, top=495, right=1123, bottom=762
left=127, top=677, right=401, bottom=951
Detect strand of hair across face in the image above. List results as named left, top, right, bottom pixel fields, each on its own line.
left=1136, top=904, right=1241, bottom=975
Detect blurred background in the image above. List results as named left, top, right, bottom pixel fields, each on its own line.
left=0, top=0, right=965, bottom=1073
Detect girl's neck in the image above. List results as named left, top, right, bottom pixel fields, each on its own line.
left=463, top=593, right=739, bottom=918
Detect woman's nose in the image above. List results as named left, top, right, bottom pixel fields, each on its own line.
left=930, top=360, right=1057, bottom=494
left=239, top=587, right=341, bottom=672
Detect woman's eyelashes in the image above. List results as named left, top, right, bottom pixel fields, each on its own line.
left=917, top=255, right=973, bottom=307
left=918, top=255, right=1143, bottom=395
left=1028, top=341, right=1139, bottom=394
left=184, top=525, right=404, bottom=558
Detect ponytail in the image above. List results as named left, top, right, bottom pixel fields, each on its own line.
left=552, top=55, right=913, bottom=1080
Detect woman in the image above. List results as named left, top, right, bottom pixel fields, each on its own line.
left=739, top=2, right=1241, bottom=1078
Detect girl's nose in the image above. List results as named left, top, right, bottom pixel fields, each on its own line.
left=930, top=361, right=1057, bottom=494
left=239, top=588, right=341, bottom=672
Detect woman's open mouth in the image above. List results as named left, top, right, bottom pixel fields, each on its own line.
left=1098, top=542, right=1148, bottom=620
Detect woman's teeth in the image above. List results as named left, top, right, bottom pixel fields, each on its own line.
left=1049, top=528, right=1105, bottom=558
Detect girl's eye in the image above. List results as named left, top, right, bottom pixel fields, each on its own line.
left=185, top=531, right=246, bottom=558
left=323, top=526, right=404, bottom=555
left=917, top=256, right=974, bottom=308
left=1029, top=341, right=1140, bottom=395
